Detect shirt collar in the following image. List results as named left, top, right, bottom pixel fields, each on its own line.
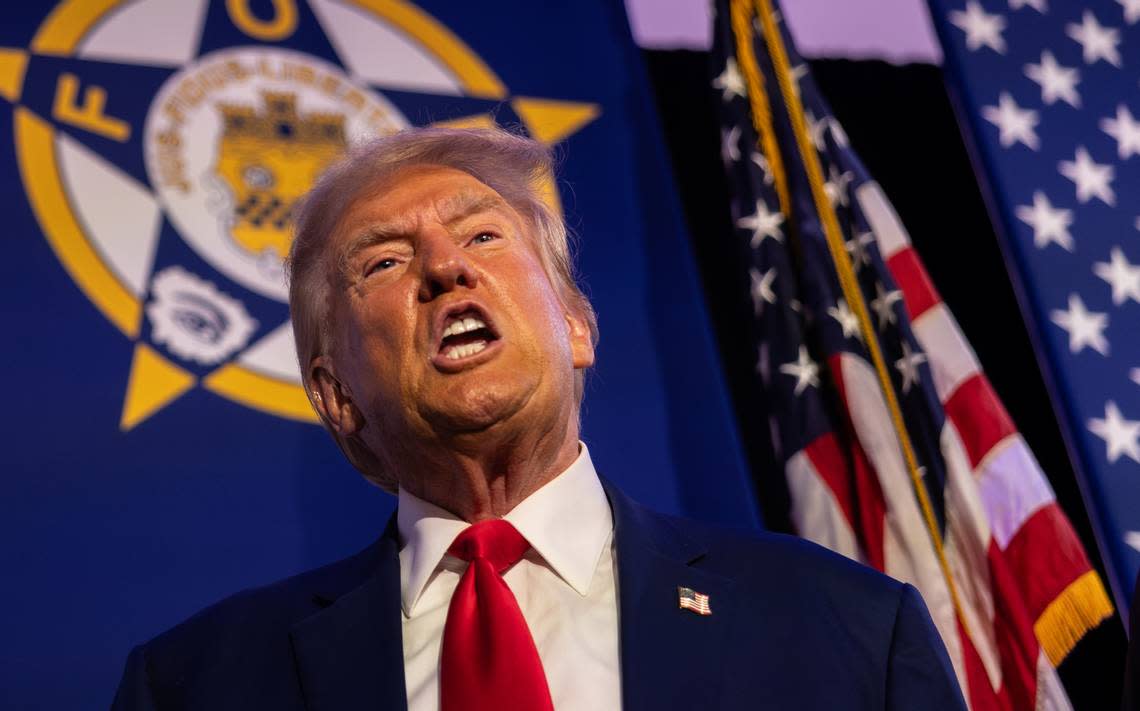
left=396, top=443, right=612, bottom=617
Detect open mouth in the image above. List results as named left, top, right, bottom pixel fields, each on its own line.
left=435, top=304, right=500, bottom=363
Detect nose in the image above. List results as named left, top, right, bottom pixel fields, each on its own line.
left=417, top=229, right=479, bottom=302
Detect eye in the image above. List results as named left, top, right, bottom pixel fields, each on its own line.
left=366, top=257, right=399, bottom=275
left=471, top=231, right=498, bottom=245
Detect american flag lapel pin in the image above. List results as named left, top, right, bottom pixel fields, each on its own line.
left=677, top=586, right=712, bottom=616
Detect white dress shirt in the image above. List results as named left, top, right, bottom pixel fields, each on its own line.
left=397, top=444, right=622, bottom=711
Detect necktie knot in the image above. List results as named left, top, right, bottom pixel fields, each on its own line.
left=447, top=519, right=531, bottom=573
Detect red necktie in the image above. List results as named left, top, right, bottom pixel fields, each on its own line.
left=440, top=519, right=554, bottom=711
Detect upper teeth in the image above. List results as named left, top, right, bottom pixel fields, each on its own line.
left=442, top=316, right=487, bottom=339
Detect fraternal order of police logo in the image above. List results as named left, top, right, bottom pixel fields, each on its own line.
left=4, top=0, right=599, bottom=430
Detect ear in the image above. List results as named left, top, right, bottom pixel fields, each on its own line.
left=309, top=356, right=365, bottom=436
left=564, top=308, right=595, bottom=369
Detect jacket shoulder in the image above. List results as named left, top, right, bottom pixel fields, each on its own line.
left=136, top=538, right=387, bottom=701
left=656, top=510, right=909, bottom=631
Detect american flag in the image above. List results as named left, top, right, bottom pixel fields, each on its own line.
left=678, top=586, right=713, bottom=615
left=710, top=0, right=1115, bottom=709
left=929, top=0, right=1140, bottom=631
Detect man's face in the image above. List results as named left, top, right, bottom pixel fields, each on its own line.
left=313, top=164, right=594, bottom=453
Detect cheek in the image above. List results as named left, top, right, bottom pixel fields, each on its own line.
left=498, top=264, right=572, bottom=354
left=346, top=287, right=418, bottom=372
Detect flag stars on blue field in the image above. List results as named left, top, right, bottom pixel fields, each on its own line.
left=825, top=164, right=854, bottom=207
left=1016, top=191, right=1074, bottom=250
left=1050, top=293, right=1110, bottom=355
left=751, top=151, right=774, bottom=185
left=983, top=92, right=1040, bottom=149
left=805, top=110, right=829, bottom=151
left=846, top=232, right=876, bottom=271
left=895, top=342, right=929, bottom=395
left=1099, top=105, right=1140, bottom=159
left=1093, top=248, right=1140, bottom=305
left=951, top=1, right=1007, bottom=53
left=779, top=346, right=821, bottom=396
left=1010, top=0, right=1047, bottom=14
left=1120, top=0, right=1140, bottom=24
left=737, top=200, right=786, bottom=247
left=749, top=267, right=778, bottom=316
left=1065, top=11, right=1122, bottom=67
left=871, top=283, right=904, bottom=331
left=713, top=58, right=746, bottom=102
left=1025, top=51, right=1082, bottom=107
left=721, top=125, right=742, bottom=164
left=1088, top=401, right=1140, bottom=464
left=827, top=299, right=861, bottom=341
left=1058, top=147, right=1115, bottom=205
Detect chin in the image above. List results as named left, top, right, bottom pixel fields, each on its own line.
left=419, top=376, right=536, bottom=435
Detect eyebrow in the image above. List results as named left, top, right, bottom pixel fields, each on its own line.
left=338, top=191, right=511, bottom=278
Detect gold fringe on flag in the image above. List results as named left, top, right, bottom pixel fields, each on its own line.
left=1035, top=570, right=1114, bottom=666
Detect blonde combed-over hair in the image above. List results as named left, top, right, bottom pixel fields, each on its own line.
left=286, top=127, right=597, bottom=492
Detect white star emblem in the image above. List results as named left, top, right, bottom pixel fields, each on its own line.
left=751, top=151, right=774, bottom=185
left=1066, top=11, right=1122, bottom=66
left=1088, top=401, right=1140, bottom=464
left=871, top=283, right=904, bottom=331
left=1050, top=293, right=1109, bottom=355
left=1120, top=0, right=1140, bottom=24
left=982, top=92, right=1040, bottom=150
left=827, top=299, right=861, bottom=340
left=1025, top=51, right=1081, bottom=107
left=779, top=345, right=821, bottom=396
left=1059, top=146, right=1115, bottom=206
left=825, top=163, right=854, bottom=207
left=1093, top=247, right=1140, bottom=305
left=846, top=231, right=876, bottom=270
left=1009, top=0, right=1047, bottom=12
left=805, top=110, right=829, bottom=151
left=1131, top=367, right=1140, bottom=387
left=737, top=200, right=785, bottom=247
left=950, top=1, right=1007, bottom=53
left=721, top=125, right=742, bottom=163
left=1127, top=531, right=1140, bottom=554
left=749, top=267, right=778, bottom=315
left=894, top=341, right=928, bottom=394
left=713, top=58, right=746, bottom=101
left=1015, top=191, right=1074, bottom=251
left=830, top=120, right=850, bottom=148
left=1100, top=104, right=1140, bottom=159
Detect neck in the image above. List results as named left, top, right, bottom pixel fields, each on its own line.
left=390, top=411, right=581, bottom=522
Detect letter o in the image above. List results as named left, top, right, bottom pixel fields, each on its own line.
left=226, top=0, right=298, bottom=41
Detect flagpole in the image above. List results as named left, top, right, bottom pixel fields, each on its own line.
left=744, top=0, right=970, bottom=632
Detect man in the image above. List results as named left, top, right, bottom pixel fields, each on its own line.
left=113, top=127, right=967, bottom=710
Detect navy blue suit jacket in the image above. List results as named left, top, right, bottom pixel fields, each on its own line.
left=112, top=481, right=967, bottom=710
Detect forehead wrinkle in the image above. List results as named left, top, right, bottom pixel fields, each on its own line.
left=336, top=225, right=406, bottom=283
left=434, top=189, right=511, bottom=226
left=333, top=185, right=514, bottom=283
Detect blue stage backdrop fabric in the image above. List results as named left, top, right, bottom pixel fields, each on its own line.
left=927, top=0, right=1140, bottom=613
left=0, top=1, right=758, bottom=706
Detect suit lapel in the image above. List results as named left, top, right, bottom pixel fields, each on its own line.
left=290, top=519, right=408, bottom=711
left=604, top=482, right=738, bottom=711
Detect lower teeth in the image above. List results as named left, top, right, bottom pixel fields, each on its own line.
left=445, top=340, right=488, bottom=360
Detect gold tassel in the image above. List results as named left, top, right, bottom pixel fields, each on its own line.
left=1034, top=570, right=1114, bottom=666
